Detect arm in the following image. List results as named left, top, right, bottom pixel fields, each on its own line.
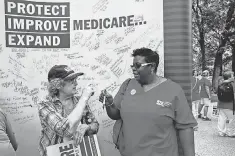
left=38, top=89, right=92, bottom=137
left=199, top=85, right=201, bottom=94
left=178, top=128, right=195, bottom=156
left=174, top=88, right=197, bottom=156
left=105, top=103, right=121, bottom=120
left=102, top=79, right=131, bottom=120
left=205, top=79, right=212, bottom=98
left=205, top=86, right=211, bottom=99
left=4, top=113, right=18, bottom=151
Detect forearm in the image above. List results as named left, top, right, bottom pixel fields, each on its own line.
left=205, top=86, right=211, bottom=98
left=178, top=128, right=195, bottom=156
left=67, top=96, right=89, bottom=130
left=105, top=104, right=121, bottom=120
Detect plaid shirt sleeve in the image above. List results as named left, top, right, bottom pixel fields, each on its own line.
left=38, top=101, right=73, bottom=138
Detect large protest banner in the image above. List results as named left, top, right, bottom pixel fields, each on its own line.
left=0, top=0, right=164, bottom=156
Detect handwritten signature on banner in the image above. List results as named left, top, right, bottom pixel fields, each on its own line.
left=14, top=114, right=35, bottom=124
left=72, top=32, right=100, bottom=51
left=95, top=54, right=112, bottom=66
left=64, top=52, right=83, bottom=59
left=129, top=24, right=160, bottom=47
left=105, top=33, right=124, bottom=45
left=113, top=45, right=131, bottom=55
left=32, top=53, right=59, bottom=75
left=110, top=55, right=126, bottom=78
left=92, top=0, right=109, bottom=13
left=11, top=48, right=29, bottom=53
left=146, top=39, right=163, bottom=51
left=0, top=96, right=32, bottom=112
left=16, top=52, right=26, bottom=59
left=0, top=69, right=9, bottom=79
left=90, top=65, right=100, bottom=71
left=102, top=118, right=115, bottom=129
left=124, top=26, right=136, bottom=36
left=8, top=56, right=32, bottom=81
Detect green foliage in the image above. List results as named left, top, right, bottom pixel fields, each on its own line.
left=192, top=0, right=234, bottom=73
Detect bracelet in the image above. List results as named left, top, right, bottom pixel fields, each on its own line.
left=103, top=102, right=114, bottom=109
left=106, top=102, right=114, bottom=107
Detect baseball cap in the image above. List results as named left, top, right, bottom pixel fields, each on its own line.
left=48, top=65, right=84, bottom=82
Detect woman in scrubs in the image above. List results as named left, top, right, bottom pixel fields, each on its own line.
left=100, top=48, right=197, bottom=156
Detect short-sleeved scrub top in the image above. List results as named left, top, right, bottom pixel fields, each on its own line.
left=192, top=76, right=200, bottom=101
left=115, top=79, right=197, bottom=156
left=199, top=77, right=211, bottom=98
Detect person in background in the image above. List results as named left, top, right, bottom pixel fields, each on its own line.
left=216, top=70, right=235, bottom=137
left=197, top=71, right=202, bottom=80
left=0, top=108, right=18, bottom=156
left=192, top=70, right=201, bottom=131
left=99, top=48, right=197, bottom=156
left=38, top=65, right=99, bottom=156
left=198, top=70, right=212, bottom=121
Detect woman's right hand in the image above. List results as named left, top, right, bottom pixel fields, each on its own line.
left=73, top=124, right=90, bottom=148
left=81, top=85, right=94, bottom=99
left=99, top=90, right=113, bottom=105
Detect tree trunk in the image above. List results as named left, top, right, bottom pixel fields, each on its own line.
left=212, top=49, right=223, bottom=92
left=232, top=46, right=235, bottom=74
left=199, top=31, right=206, bottom=71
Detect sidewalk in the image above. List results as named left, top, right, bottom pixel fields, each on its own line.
left=195, top=117, right=235, bottom=156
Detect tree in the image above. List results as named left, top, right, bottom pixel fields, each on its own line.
left=192, top=0, right=227, bottom=72
left=212, top=1, right=235, bottom=92
left=192, top=0, right=207, bottom=71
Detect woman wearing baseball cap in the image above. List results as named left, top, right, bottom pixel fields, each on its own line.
left=37, top=65, right=99, bottom=156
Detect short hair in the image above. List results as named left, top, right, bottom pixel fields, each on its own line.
left=223, top=70, right=233, bottom=80
left=202, top=70, right=209, bottom=76
left=132, top=47, right=159, bottom=72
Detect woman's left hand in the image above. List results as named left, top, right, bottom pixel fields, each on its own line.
left=73, top=124, right=90, bottom=147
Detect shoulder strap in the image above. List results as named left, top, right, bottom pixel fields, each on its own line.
left=115, top=78, right=131, bottom=149
left=124, top=78, right=131, bottom=93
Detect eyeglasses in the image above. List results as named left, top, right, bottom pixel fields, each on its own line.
left=130, top=63, right=153, bottom=69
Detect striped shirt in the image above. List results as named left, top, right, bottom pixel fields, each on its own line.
left=38, top=96, right=99, bottom=156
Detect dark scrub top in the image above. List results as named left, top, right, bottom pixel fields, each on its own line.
left=115, top=79, right=197, bottom=156
left=192, top=76, right=200, bottom=101
left=199, top=77, right=211, bottom=98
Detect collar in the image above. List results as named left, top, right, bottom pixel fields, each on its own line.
left=46, top=95, right=60, bottom=104
left=46, top=95, right=79, bottom=105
